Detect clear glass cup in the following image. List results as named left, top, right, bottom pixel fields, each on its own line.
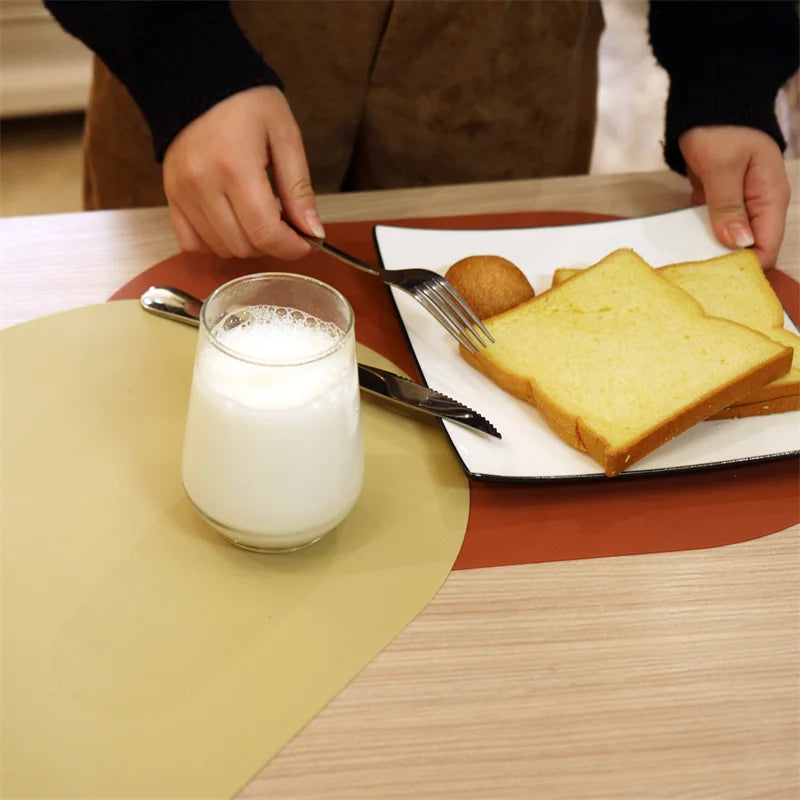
left=181, top=273, right=363, bottom=552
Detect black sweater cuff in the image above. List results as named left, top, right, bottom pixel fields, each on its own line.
left=45, top=1, right=283, bottom=161
left=649, top=0, right=799, bottom=175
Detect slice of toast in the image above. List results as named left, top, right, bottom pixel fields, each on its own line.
left=463, top=249, right=792, bottom=477
left=552, top=250, right=800, bottom=414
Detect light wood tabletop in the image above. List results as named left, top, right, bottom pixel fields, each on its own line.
left=2, top=164, right=798, bottom=799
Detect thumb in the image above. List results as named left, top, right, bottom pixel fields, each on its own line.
left=686, top=168, right=706, bottom=206
left=700, top=163, right=755, bottom=250
left=269, top=129, right=325, bottom=240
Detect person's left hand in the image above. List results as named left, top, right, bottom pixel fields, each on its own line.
left=678, top=125, right=790, bottom=270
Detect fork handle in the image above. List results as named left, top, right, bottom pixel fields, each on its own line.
left=282, top=216, right=381, bottom=277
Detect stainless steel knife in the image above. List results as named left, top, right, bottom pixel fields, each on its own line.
left=356, top=362, right=500, bottom=438
left=140, top=286, right=501, bottom=439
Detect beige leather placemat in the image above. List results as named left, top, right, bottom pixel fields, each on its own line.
left=1, top=301, right=469, bottom=798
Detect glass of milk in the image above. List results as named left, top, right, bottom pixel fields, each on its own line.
left=181, top=273, right=363, bottom=552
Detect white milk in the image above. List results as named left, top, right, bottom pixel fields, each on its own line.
left=181, top=305, right=363, bottom=550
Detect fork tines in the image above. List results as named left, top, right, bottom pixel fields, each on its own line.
left=414, top=278, right=494, bottom=353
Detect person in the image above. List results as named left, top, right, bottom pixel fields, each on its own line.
left=46, top=1, right=799, bottom=268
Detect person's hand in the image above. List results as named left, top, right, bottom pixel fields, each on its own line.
left=162, top=85, right=324, bottom=260
left=678, top=125, right=790, bottom=270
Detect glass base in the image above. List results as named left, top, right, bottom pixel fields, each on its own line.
left=225, top=531, right=326, bottom=554
left=187, top=497, right=332, bottom=553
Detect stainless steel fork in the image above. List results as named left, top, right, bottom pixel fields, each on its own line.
left=285, top=220, right=494, bottom=353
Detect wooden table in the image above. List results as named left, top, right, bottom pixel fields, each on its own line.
left=2, top=165, right=798, bottom=798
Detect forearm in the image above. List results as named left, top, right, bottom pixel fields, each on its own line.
left=648, top=0, right=799, bottom=174
left=44, top=0, right=282, bottom=160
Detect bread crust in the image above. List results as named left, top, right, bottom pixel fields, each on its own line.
left=733, top=379, right=800, bottom=404
left=466, top=340, right=792, bottom=476
left=709, top=393, right=800, bottom=419
left=588, top=348, right=792, bottom=476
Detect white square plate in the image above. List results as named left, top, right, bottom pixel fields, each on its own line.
left=373, top=207, right=800, bottom=481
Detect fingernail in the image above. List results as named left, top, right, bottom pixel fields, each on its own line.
left=727, top=222, right=754, bottom=248
left=305, top=209, right=325, bottom=239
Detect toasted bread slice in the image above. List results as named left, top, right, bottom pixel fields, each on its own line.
left=551, top=267, right=584, bottom=285
left=463, top=249, right=792, bottom=476
left=552, top=251, right=800, bottom=414
left=660, top=251, right=799, bottom=402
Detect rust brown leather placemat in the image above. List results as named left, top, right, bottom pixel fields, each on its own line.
left=110, top=211, right=800, bottom=570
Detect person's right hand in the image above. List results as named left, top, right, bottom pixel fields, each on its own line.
left=162, top=85, right=324, bottom=260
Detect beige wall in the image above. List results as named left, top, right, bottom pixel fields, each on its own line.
left=0, top=0, right=92, bottom=117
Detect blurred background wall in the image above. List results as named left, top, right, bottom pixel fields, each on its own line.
left=1, top=0, right=797, bottom=217
left=1, top=0, right=90, bottom=215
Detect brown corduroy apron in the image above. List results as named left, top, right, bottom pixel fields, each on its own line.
left=83, top=0, right=604, bottom=210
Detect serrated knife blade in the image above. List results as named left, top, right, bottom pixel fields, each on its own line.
left=358, top=363, right=501, bottom=438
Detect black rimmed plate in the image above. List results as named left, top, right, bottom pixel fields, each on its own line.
left=373, top=207, right=800, bottom=481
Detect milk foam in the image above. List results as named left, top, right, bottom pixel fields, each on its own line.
left=213, top=305, right=344, bottom=363
left=197, top=306, right=352, bottom=411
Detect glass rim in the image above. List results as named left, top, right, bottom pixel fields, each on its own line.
left=200, top=272, right=355, bottom=366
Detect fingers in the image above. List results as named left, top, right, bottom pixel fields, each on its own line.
left=679, top=126, right=790, bottom=270
left=686, top=169, right=706, bottom=207
left=693, top=155, right=754, bottom=252
left=168, top=172, right=311, bottom=260
left=169, top=194, right=241, bottom=259
left=269, top=117, right=326, bottom=240
left=227, top=171, right=313, bottom=260
left=748, top=205, right=787, bottom=270
left=166, top=163, right=308, bottom=260
left=168, top=203, right=209, bottom=254
left=741, top=155, right=790, bottom=270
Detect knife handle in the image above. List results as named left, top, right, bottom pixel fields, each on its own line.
left=140, top=286, right=202, bottom=327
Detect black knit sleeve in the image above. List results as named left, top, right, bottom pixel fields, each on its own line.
left=648, top=0, right=799, bottom=175
left=43, top=0, right=283, bottom=161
